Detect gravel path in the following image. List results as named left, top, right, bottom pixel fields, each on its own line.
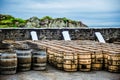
left=0, top=65, right=120, bottom=80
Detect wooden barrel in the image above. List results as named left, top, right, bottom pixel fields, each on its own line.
left=15, top=49, right=32, bottom=71
left=33, top=63, right=46, bottom=70
left=78, top=50, right=92, bottom=72
left=47, top=47, right=61, bottom=68
left=32, top=48, right=47, bottom=70
left=47, top=47, right=55, bottom=64
left=91, top=50, right=103, bottom=70
left=0, top=50, right=17, bottom=74
left=47, top=47, right=64, bottom=70
left=52, top=49, right=58, bottom=67
left=0, top=53, right=2, bottom=74
left=63, top=50, right=78, bottom=72
left=55, top=49, right=64, bottom=70
left=0, top=43, right=11, bottom=49
left=102, top=50, right=109, bottom=70
left=108, top=51, right=120, bottom=73
left=0, top=52, right=2, bottom=74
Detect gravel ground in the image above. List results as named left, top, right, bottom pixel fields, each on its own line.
left=0, top=65, right=120, bottom=80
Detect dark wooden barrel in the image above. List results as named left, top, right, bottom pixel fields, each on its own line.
left=32, top=48, right=47, bottom=70
left=15, top=49, right=32, bottom=71
left=0, top=52, right=1, bottom=74
left=0, top=50, right=17, bottom=74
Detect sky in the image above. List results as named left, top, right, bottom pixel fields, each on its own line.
left=0, top=0, right=120, bottom=27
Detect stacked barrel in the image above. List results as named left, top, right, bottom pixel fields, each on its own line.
left=47, top=48, right=78, bottom=71
left=29, top=40, right=120, bottom=72
left=0, top=40, right=120, bottom=74
left=0, top=40, right=48, bottom=75
left=102, top=44, right=120, bottom=72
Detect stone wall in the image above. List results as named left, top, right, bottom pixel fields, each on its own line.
left=0, top=28, right=120, bottom=42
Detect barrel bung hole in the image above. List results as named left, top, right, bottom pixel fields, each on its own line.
left=81, top=65, right=87, bottom=69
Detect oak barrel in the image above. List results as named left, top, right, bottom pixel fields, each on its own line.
left=108, top=51, right=120, bottom=73
left=78, top=50, right=92, bottom=71
left=0, top=50, right=17, bottom=74
left=63, top=50, right=78, bottom=72
left=16, top=49, right=32, bottom=71
left=32, top=48, right=47, bottom=70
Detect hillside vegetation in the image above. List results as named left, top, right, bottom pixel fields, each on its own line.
left=0, top=14, right=88, bottom=28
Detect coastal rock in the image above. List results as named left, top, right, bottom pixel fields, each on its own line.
left=25, top=17, right=88, bottom=28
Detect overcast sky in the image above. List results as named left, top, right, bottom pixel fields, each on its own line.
left=0, top=0, right=120, bottom=27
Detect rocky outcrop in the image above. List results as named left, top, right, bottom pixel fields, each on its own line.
left=25, top=17, right=40, bottom=28
left=25, top=16, right=88, bottom=28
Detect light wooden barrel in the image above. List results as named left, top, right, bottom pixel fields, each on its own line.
left=108, top=51, right=120, bottom=73
left=47, top=48, right=55, bottom=64
left=91, top=50, right=103, bottom=70
left=52, top=49, right=58, bottom=67
left=63, top=50, right=78, bottom=72
left=78, top=50, right=92, bottom=72
left=102, top=50, right=109, bottom=70
left=55, top=49, right=64, bottom=70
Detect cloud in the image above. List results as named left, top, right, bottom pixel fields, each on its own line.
left=2, top=0, right=120, bottom=12
left=0, top=0, right=120, bottom=27
left=28, top=0, right=118, bottom=12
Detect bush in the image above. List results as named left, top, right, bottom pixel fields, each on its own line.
left=41, top=16, right=52, bottom=21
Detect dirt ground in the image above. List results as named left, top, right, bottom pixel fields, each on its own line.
left=0, top=65, right=120, bottom=80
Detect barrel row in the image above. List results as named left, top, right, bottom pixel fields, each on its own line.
left=0, top=40, right=119, bottom=74
left=47, top=46, right=119, bottom=72
left=31, top=40, right=119, bottom=72
left=0, top=44, right=47, bottom=75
